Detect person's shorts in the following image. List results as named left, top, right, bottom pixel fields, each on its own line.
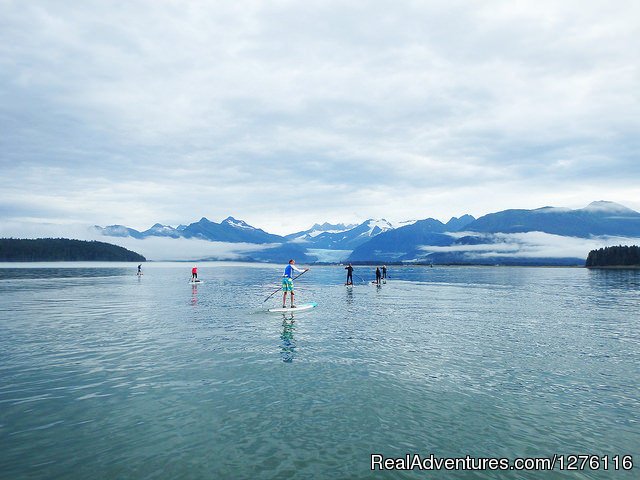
left=282, top=277, right=294, bottom=292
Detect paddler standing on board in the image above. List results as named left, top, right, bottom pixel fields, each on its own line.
left=345, top=263, right=354, bottom=285
left=282, top=259, right=309, bottom=308
left=191, top=265, right=198, bottom=282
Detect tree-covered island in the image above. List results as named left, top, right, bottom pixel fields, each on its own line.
left=586, top=245, right=640, bottom=268
left=0, top=238, right=146, bottom=262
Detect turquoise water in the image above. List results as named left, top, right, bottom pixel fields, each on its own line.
left=0, top=263, right=638, bottom=479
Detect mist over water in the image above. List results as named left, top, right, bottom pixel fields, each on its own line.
left=1, top=263, right=638, bottom=479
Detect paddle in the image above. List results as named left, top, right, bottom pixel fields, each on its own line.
left=263, top=269, right=309, bottom=303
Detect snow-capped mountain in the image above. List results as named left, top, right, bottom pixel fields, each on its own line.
left=92, top=201, right=640, bottom=265
left=221, top=216, right=256, bottom=230
left=93, top=224, right=144, bottom=239
left=141, top=223, right=182, bottom=238
left=285, top=222, right=356, bottom=242
left=348, top=202, right=640, bottom=264
left=389, top=219, right=418, bottom=229
left=309, top=219, right=395, bottom=250
left=95, top=216, right=395, bottom=255
left=180, top=217, right=284, bottom=243
left=348, top=218, right=456, bottom=262
left=96, top=216, right=284, bottom=244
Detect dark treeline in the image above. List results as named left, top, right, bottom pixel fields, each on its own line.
left=586, top=245, right=640, bottom=267
left=0, top=238, right=146, bottom=262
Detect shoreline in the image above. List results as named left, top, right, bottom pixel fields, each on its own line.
left=586, top=265, right=640, bottom=270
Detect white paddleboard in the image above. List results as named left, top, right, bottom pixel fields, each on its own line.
left=268, top=302, right=317, bottom=313
left=189, top=280, right=205, bottom=285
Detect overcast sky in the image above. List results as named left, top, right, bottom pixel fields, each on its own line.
left=1, top=0, right=639, bottom=235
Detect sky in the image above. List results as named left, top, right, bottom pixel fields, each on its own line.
left=1, top=0, right=639, bottom=236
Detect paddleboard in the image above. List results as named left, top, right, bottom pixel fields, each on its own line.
left=189, top=280, right=204, bottom=285
left=268, top=302, right=317, bottom=313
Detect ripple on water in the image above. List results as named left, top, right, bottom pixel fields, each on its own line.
left=0, top=264, right=638, bottom=479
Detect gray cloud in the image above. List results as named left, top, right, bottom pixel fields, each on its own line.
left=1, top=1, right=639, bottom=234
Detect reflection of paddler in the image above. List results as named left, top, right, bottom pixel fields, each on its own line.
left=280, top=316, right=296, bottom=363
left=191, top=285, right=198, bottom=305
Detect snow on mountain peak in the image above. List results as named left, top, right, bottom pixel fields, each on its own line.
left=311, top=222, right=354, bottom=231
left=222, top=216, right=254, bottom=229
left=582, top=201, right=635, bottom=214
left=307, top=228, right=348, bottom=238
left=362, top=219, right=394, bottom=236
left=390, top=219, right=418, bottom=228
left=148, top=223, right=175, bottom=232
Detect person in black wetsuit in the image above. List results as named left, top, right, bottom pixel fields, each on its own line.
left=345, top=263, right=354, bottom=285
left=382, top=265, right=387, bottom=280
left=375, top=267, right=382, bottom=285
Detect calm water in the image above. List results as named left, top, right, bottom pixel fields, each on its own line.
left=0, top=263, right=638, bottom=479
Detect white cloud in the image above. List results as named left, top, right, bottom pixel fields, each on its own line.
left=420, top=231, right=640, bottom=260
left=1, top=1, right=639, bottom=233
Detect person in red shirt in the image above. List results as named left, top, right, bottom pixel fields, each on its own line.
left=191, top=265, right=198, bottom=281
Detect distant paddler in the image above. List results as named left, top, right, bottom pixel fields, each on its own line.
left=345, top=263, right=354, bottom=285
left=375, top=266, right=382, bottom=285
left=282, top=259, right=309, bottom=308
left=137, top=264, right=142, bottom=276
left=191, top=265, right=198, bottom=282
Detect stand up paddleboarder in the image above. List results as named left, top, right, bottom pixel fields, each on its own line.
left=345, top=263, right=354, bottom=285
left=282, top=259, right=309, bottom=308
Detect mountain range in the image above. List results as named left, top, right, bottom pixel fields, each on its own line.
left=94, top=201, right=640, bottom=264
left=98, top=216, right=283, bottom=243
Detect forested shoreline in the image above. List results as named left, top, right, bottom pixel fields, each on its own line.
left=0, top=238, right=146, bottom=262
left=586, top=245, right=640, bottom=267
